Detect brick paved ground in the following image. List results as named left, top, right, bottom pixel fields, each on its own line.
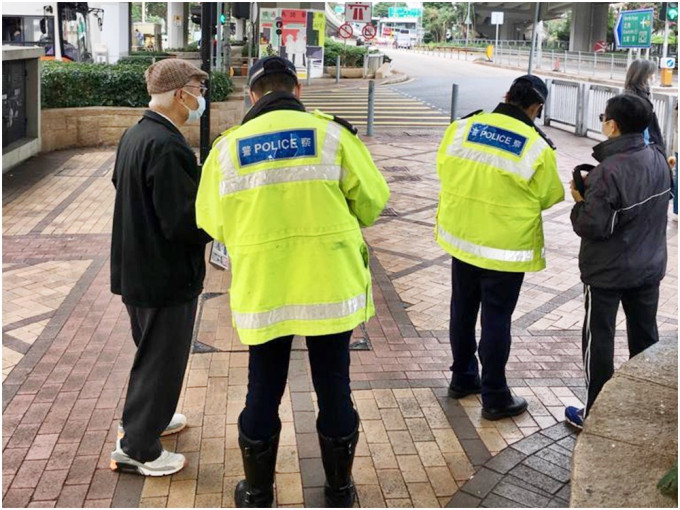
left=2, top=117, right=677, bottom=507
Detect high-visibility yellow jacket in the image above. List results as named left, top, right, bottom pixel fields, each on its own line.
left=436, top=106, right=564, bottom=272
left=196, top=109, right=390, bottom=345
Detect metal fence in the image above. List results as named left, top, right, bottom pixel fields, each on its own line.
left=544, top=78, right=677, bottom=151
left=495, top=47, right=649, bottom=81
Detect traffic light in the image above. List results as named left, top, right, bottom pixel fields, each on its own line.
left=660, top=2, right=679, bottom=21
left=220, top=13, right=226, bottom=24
left=190, top=5, right=201, bottom=25
left=275, top=17, right=283, bottom=36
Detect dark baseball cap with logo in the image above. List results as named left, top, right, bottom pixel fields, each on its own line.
left=511, top=74, right=548, bottom=103
left=248, top=56, right=298, bottom=88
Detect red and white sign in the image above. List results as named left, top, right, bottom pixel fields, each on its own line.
left=338, top=22, right=353, bottom=39
left=345, top=2, right=371, bottom=23
left=362, top=24, right=377, bottom=40
left=594, top=40, right=607, bottom=53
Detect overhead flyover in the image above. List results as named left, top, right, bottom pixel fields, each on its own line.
left=461, top=2, right=610, bottom=52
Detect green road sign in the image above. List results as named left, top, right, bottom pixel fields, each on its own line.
left=614, top=9, right=654, bottom=49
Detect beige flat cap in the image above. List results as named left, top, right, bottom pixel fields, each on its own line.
left=144, top=58, right=209, bottom=95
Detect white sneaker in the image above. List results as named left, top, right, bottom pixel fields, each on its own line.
left=117, top=413, right=187, bottom=439
left=110, top=439, right=187, bottom=476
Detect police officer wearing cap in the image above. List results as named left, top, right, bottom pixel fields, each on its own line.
left=435, top=75, right=564, bottom=420
left=196, top=56, right=389, bottom=507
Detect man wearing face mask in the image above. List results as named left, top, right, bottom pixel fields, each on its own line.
left=565, top=94, right=671, bottom=430
left=109, top=58, right=212, bottom=476
left=435, top=75, right=564, bottom=421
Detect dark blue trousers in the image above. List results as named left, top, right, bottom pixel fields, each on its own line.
left=449, top=257, right=524, bottom=408
left=240, top=331, right=357, bottom=441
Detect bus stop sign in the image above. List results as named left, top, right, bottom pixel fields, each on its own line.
left=614, top=9, right=653, bottom=49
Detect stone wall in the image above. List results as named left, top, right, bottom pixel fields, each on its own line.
left=40, top=97, right=245, bottom=152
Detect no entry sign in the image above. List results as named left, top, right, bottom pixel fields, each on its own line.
left=362, top=24, right=377, bottom=40
left=338, top=22, right=353, bottom=39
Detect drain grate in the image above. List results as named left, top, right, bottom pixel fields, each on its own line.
left=383, top=166, right=409, bottom=173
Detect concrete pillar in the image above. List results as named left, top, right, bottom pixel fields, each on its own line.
left=569, top=3, right=608, bottom=52
left=89, top=2, right=130, bottom=62
left=235, top=18, right=246, bottom=42
left=167, top=2, right=186, bottom=49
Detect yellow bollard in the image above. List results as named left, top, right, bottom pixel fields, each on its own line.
left=486, top=45, right=494, bottom=61
left=660, top=68, right=674, bottom=87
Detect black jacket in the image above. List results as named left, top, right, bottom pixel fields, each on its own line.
left=111, top=110, right=211, bottom=307
left=571, top=133, right=671, bottom=289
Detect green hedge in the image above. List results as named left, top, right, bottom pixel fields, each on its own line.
left=41, top=61, right=233, bottom=109
left=324, top=40, right=368, bottom=67
left=323, top=41, right=390, bottom=67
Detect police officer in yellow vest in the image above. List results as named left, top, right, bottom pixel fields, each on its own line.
left=196, top=57, right=389, bottom=508
left=436, top=75, right=564, bottom=420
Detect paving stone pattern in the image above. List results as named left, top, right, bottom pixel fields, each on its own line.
left=2, top=95, right=677, bottom=508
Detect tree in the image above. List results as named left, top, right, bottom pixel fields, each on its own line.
left=373, top=2, right=407, bottom=18
left=422, top=2, right=466, bottom=43
left=544, top=11, right=571, bottom=43
left=130, top=2, right=167, bottom=26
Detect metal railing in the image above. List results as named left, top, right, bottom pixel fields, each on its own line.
left=544, top=77, right=677, bottom=151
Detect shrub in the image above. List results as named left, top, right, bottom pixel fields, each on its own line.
left=117, top=54, right=173, bottom=67
left=324, top=40, right=368, bottom=67
left=41, top=61, right=233, bottom=109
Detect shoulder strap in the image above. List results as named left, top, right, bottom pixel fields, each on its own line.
left=534, top=125, right=557, bottom=150
left=313, top=109, right=358, bottom=136
left=460, top=109, right=483, bottom=120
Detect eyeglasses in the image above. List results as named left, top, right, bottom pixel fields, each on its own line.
left=184, top=84, right=208, bottom=96
left=599, top=113, right=608, bottom=122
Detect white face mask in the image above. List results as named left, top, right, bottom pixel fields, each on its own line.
left=180, top=89, right=206, bottom=122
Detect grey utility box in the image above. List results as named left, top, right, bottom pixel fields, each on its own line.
left=3, top=45, right=44, bottom=173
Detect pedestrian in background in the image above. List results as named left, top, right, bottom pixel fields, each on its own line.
left=109, top=59, right=211, bottom=476
left=435, top=75, right=564, bottom=421
left=196, top=56, right=389, bottom=508
left=565, top=94, right=671, bottom=430
left=624, top=59, right=666, bottom=152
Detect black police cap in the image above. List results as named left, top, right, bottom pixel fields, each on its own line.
left=512, top=74, right=548, bottom=103
left=248, top=56, right=298, bottom=88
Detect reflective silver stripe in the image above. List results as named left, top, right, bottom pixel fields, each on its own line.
left=220, top=165, right=342, bottom=194
left=438, top=225, right=534, bottom=263
left=446, top=121, right=548, bottom=181
left=323, top=121, right=342, bottom=165
left=219, top=123, right=342, bottom=196
left=233, top=293, right=367, bottom=330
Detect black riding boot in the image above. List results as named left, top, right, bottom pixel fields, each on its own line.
left=318, top=411, right=360, bottom=508
left=234, top=415, right=281, bottom=508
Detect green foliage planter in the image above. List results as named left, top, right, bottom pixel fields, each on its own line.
left=41, top=61, right=233, bottom=109
left=324, top=40, right=368, bottom=67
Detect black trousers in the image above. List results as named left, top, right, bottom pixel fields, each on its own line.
left=449, top=257, right=524, bottom=408
left=240, top=331, right=357, bottom=441
left=582, top=283, right=659, bottom=415
left=120, top=297, right=198, bottom=462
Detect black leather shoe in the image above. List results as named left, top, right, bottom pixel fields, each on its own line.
left=481, top=396, right=528, bottom=421
left=447, top=384, right=482, bottom=399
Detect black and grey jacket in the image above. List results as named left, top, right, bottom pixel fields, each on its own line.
left=111, top=111, right=211, bottom=307
left=571, top=133, right=671, bottom=289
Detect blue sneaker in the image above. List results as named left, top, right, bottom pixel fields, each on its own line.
left=565, top=406, right=585, bottom=431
